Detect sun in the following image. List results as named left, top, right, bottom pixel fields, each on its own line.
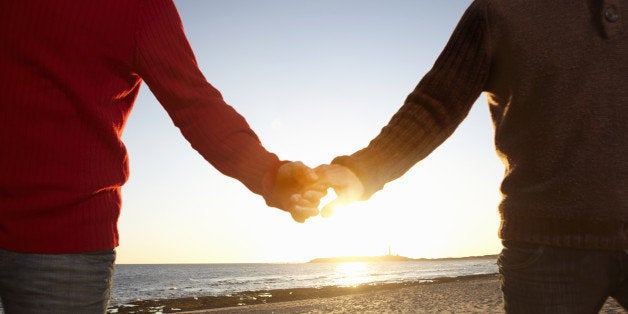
left=318, top=188, right=340, bottom=217
left=334, top=262, right=370, bottom=287
left=308, top=196, right=395, bottom=258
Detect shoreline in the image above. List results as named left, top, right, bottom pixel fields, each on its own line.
left=108, top=273, right=624, bottom=313
left=107, top=273, right=498, bottom=313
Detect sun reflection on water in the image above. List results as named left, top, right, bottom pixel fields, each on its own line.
left=334, top=262, right=369, bottom=287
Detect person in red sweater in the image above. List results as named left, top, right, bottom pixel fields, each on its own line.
left=0, top=0, right=322, bottom=312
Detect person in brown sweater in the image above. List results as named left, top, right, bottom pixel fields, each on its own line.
left=312, top=0, right=627, bottom=312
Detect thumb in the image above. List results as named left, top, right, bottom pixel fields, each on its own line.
left=320, top=198, right=342, bottom=218
left=320, top=191, right=350, bottom=218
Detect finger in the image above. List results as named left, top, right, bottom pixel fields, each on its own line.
left=299, top=205, right=320, bottom=217
left=289, top=193, right=322, bottom=208
left=302, top=190, right=326, bottom=201
left=302, top=183, right=329, bottom=193
left=291, top=211, right=315, bottom=223
left=288, top=185, right=328, bottom=207
left=290, top=205, right=319, bottom=223
left=297, top=198, right=321, bottom=208
left=289, top=194, right=302, bottom=203
left=320, top=198, right=345, bottom=218
left=291, top=212, right=306, bottom=223
left=290, top=189, right=327, bottom=202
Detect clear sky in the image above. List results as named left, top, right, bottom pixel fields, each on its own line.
left=116, top=0, right=504, bottom=264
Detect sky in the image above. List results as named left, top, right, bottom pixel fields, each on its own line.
left=116, top=0, right=504, bottom=264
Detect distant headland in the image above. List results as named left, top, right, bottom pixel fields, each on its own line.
left=308, top=254, right=498, bottom=263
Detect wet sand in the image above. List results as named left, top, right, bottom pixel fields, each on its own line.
left=109, top=274, right=625, bottom=313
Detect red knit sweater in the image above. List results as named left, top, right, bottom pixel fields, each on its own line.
left=0, top=0, right=282, bottom=253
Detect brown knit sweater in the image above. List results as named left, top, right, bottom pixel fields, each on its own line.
left=332, top=0, right=627, bottom=249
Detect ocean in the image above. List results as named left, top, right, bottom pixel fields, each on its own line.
left=0, top=257, right=498, bottom=312
left=108, top=257, right=498, bottom=307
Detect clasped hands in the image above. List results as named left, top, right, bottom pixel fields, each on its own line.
left=271, top=162, right=364, bottom=223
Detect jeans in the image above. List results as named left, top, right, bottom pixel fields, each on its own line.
left=0, top=248, right=115, bottom=314
left=498, top=241, right=628, bottom=314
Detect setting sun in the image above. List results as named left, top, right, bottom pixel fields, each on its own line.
left=334, top=262, right=370, bottom=287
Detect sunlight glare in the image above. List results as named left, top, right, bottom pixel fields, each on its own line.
left=334, top=262, right=369, bottom=287
left=319, top=188, right=338, bottom=216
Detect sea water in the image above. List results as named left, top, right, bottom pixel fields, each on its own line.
left=108, top=258, right=498, bottom=306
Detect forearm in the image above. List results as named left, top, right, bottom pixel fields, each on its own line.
left=133, top=0, right=282, bottom=199
left=171, top=99, right=283, bottom=197
left=333, top=0, right=492, bottom=199
left=332, top=91, right=464, bottom=199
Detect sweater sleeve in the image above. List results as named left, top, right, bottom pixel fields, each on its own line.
left=132, top=0, right=282, bottom=200
left=332, top=0, right=492, bottom=199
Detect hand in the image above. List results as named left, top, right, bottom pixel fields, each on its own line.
left=270, top=161, right=327, bottom=223
left=312, top=164, right=364, bottom=218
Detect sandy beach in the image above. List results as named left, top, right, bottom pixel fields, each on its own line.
left=110, top=274, right=625, bottom=313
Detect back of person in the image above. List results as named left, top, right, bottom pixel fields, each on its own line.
left=0, top=0, right=144, bottom=253
left=325, top=0, right=627, bottom=311
left=1, top=0, right=323, bottom=312
left=482, top=0, right=628, bottom=249
left=331, top=0, right=627, bottom=250
left=1, top=0, right=284, bottom=255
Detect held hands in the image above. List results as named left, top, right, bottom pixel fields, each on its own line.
left=311, top=164, right=364, bottom=218
left=271, top=162, right=364, bottom=223
left=270, top=161, right=326, bottom=223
